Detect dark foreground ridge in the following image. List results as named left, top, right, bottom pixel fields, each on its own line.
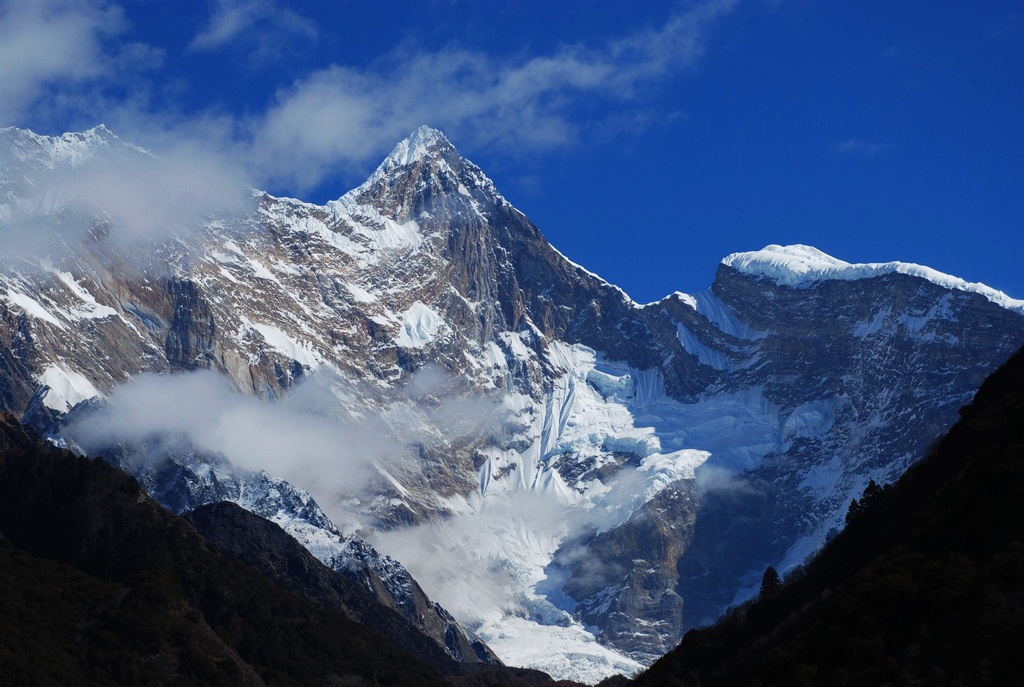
left=0, top=413, right=582, bottom=687
left=632, top=345, right=1024, bottom=686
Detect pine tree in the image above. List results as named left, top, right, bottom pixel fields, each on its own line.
left=845, top=497, right=861, bottom=524
left=861, top=479, right=884, bottom=509
left=760, top=566, right=782, bottom=599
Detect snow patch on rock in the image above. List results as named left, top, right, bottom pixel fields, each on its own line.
left=248, top=320, right=323, bottom=369
left=38, top=364, right=101, bottom=411
left=4, top=289, right=65, bottom=328
left=396, top=302, right=448, bottom=348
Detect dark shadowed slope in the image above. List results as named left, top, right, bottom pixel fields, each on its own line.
left=186, top=500, right=463, bottom=671
left=0, top=410, right=454, bottom=686
left=0, top=412, right=586, bottom=687
left=186, top=502, right=587, bottom=687
left=633, top=345, right=1024, bottom=687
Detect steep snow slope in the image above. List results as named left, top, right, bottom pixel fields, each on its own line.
left=3, top=125, right=1024, bottom=681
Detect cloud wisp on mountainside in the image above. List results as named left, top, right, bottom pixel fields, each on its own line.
left=65, top=367, right=509, bottom=528
left=0, top=133, right=252, bottom=264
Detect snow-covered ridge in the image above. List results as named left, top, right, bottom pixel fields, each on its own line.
left=340, top=125, right=453, bottom=200
left=724, top=244, right=1024, bottom=314
left=391, top=124, right=451, bottom=167
left=0, top=124, right=145, bottom=168
left=548, top=242, right=643, bottom=309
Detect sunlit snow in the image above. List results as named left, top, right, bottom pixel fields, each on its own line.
left=395, top=302, right=448, bottom=348
left=725, top=244, right=1024, bottom=313
left=38, top=364, right=101, bottom=412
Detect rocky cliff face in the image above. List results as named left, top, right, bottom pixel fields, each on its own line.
left=3, top=124, right=1024, bottom=680
left=562, top=261, right=1024, bottom=659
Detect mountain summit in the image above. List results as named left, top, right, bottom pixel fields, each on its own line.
left=388, top=124, right=457, bottom=167
left=333, top=124, right=507, bottom=227
left=2, top=126, right=1024, bottom=681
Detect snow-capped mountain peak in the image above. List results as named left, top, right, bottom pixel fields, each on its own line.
left=344, top=124, right=460, bottom=196
left=5, top=125, right=1024, bottom=682
left=723, top=243, right=1024, bottom=314
left=0, top=124, right=142, bottom=170
left=394, top=124, right=454, bottom=166
left=331, top=125, right=508, bottom=231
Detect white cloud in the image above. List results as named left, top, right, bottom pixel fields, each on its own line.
left=0, top=0, right=124, bottom=123
left=0, top=125, right=253, bottom=263
left=834, top=138, right=891, bottom=156
left=66, top=367, right=509, bottom=527
left=372, top=491, right=574, bottom=626
left=189, top=0, right=317, bottom=55
left=69, top=370, right=405, bottom=499
left=247, top=0, right=739, bottom=193
left=2, top=0, right=739, bottom=202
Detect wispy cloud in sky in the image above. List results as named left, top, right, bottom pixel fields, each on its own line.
left=247, top=0, right=738, bottom=191
left=834, top=138, right=891, bottom=156
left=189, top=0, right=317, bottom=56
left=0, top=0, right=124, bottom=123
left=0, top=0, right=739, bottom=197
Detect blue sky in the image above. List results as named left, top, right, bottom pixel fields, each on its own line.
left=2, top=0, right=1022, bottom=303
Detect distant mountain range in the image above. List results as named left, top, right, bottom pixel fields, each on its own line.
left=2, top=124, right=1023, bottom=682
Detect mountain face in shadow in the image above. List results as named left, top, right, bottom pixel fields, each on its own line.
left=183, top=500, right=480, bottom=673
left=632, top=345, right=1024, bottom=686
left=0, top=412, right=582, bottom=687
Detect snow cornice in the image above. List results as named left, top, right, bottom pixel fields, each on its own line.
left=723, top=244, right=1024, bottom=314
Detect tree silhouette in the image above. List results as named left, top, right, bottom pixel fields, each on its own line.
left=760, top=566, right=782, bottom=599
left=845, top=497, right=861, bottom=524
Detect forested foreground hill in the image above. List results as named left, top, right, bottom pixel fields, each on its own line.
left=0, top=411, right=452, bottom=687
left=0, top=413, right=579, bottom=687
left=631, top=346, right=1024, bottom=687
